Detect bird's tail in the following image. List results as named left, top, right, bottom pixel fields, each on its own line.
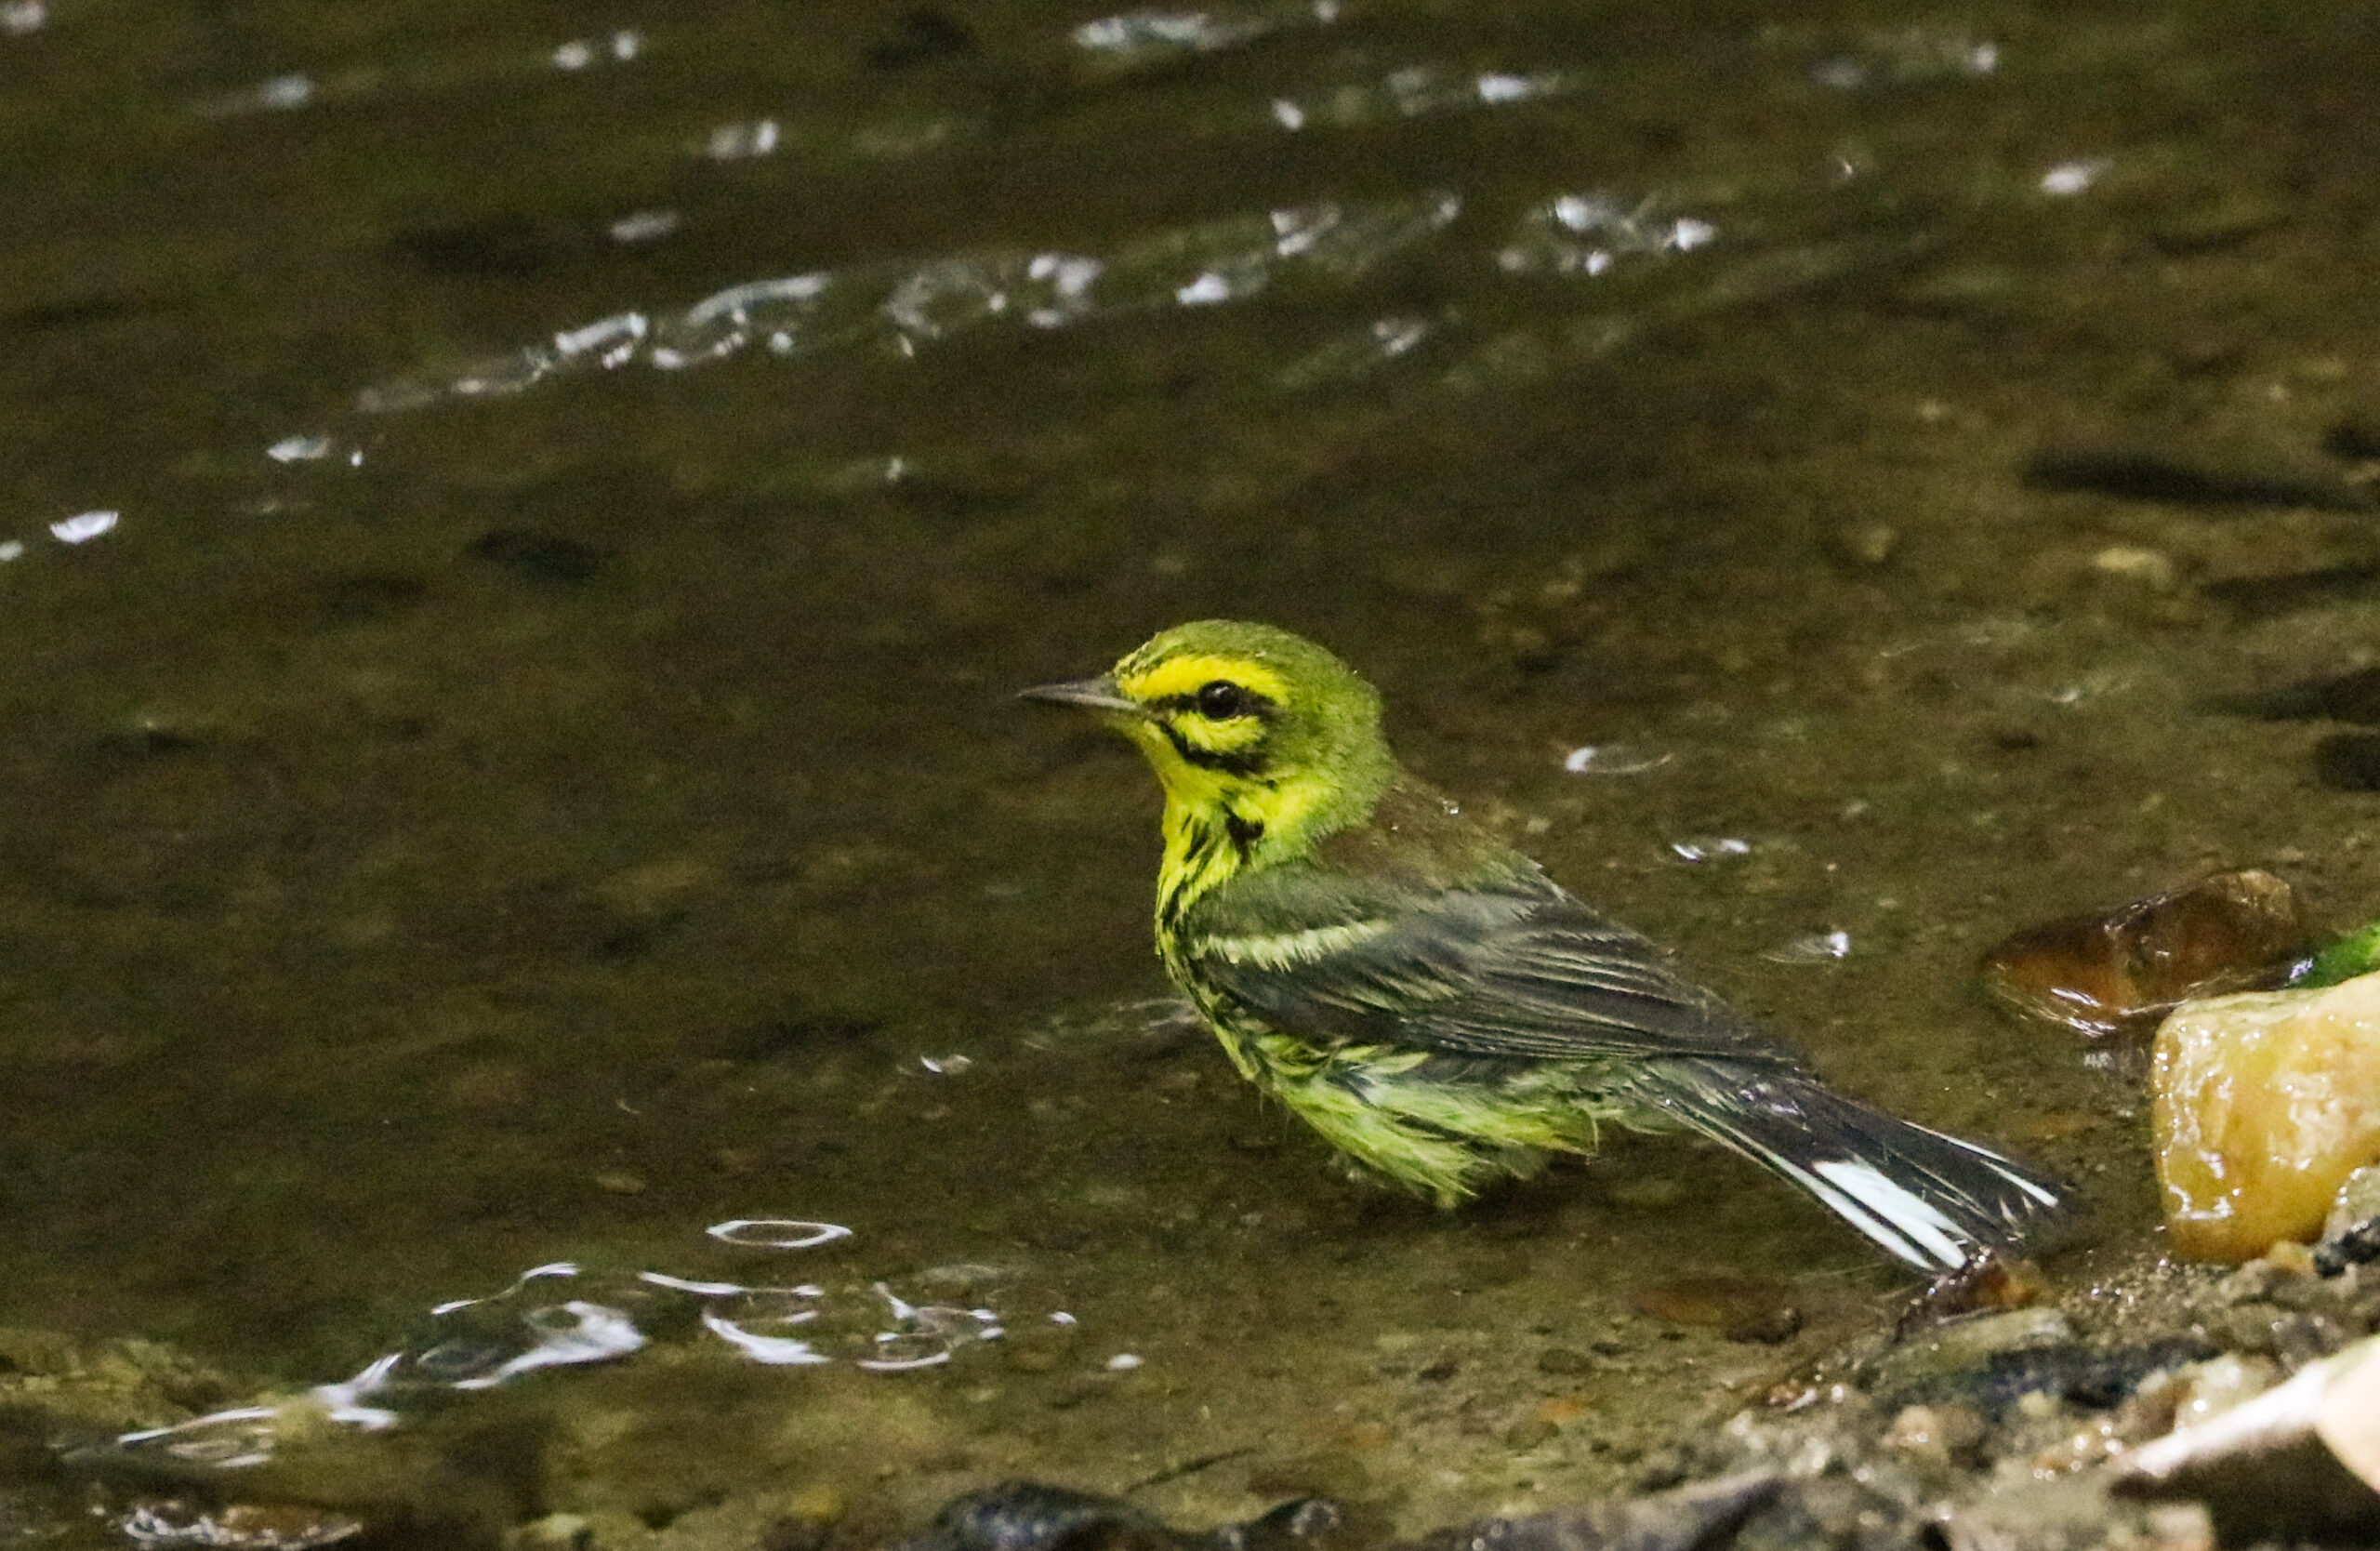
left=1632, top=1059, right=2062, bottom=1272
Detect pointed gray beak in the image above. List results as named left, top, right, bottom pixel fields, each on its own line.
left=1018, top=675, right=1143, bottom=715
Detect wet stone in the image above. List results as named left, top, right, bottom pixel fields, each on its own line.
left=2151, top=190, right=2294, bottom=255
left=1502, top=1416, right=1560, bottom=1451
left=1627, top=1278, right=1801, bottom=1345
left=1879, top=1401, right=1987, bottom=1464
left=865, top=9, right=981, bottom=70
left=2316, top=733, right=2380, bottom=791
left=120, top=1500, right=364, bottom=1550
left=89, top=719, right=209, bottom=764
left=1535, top=1346, right=1596, bottom=1376
left=1822, top=521, right=1897, bottom=568
left=894, top=1481, right=1338, bottom=1551
left=4, top=290, right=144, bottom=335
left=1863, top=1307, right=2073, bottom=1399
left=760, top=1516, right=832, bottom=1551
left=510, top=1514, right=592, bottom=1551
left=2202, top=563, right=2380, bottom=620
left=2327, top=412, right=2380, bottom=461
left=2156, top=972, right=2380, bottom=1260
left=1977, top=868, right=2312, bottom=1040
left=2022, top=442, right=2372, bottom=512
left=469, top=528, right=608, bottom=585
left=1408, top=1472, right=1778, bottom=1551
left=2208, top=664, right=2380, bottom=724
left=2320, top=1168, right=2380, bottom=1277
left=389, top=215, right=583, bottom=279
left=319, top=573, right=430, bottom=627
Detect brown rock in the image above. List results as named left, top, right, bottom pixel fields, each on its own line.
left=1978, top=869, right=2312, bottom=1040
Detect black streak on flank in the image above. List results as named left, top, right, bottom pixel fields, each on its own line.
left=1225, top=812, right=1265, bottom=859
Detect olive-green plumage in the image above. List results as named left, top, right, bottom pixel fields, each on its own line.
left=1024, top=620, right=2058, bottom=1270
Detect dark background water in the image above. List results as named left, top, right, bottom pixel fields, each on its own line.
left=3, top=0, right=2377, bottom=1539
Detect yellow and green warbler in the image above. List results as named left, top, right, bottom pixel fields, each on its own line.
left=1025, top=620, right=2057, bottom=1271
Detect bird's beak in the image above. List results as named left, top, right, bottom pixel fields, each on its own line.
left=1018, top=675, right=1144, bottom=716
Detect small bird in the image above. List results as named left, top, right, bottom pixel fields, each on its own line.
left=1024, top=620, right=2058, bottom=1271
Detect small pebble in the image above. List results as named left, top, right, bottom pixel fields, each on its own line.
left=1628, top=1277, right=1802, bottom=1344
left=1503, top=1416, right=1561, bottom=1450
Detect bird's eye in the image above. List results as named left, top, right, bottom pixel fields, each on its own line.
left=1196, top=680, right=1251, bottom=720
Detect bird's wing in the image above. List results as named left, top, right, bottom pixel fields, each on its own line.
left=1177, top=860, right=1791, bottom=1066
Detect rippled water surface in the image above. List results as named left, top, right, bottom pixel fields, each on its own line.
left=5, top=0, right=2379, bottom=1542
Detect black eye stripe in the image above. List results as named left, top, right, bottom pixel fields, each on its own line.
left=1153, top=684, right=1276, bottom=720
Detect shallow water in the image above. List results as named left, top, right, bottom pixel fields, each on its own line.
left=3, top=0, right=2378, bottom=1541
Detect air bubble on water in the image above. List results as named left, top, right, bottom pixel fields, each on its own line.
left=639, top=1271, right=746, bottom=1295
left=1764, top=930, right=1851, bottom=963
left=257, top=74, right=313, bottom=110
left=707, top=1218, right=853, bottom=1249
left=856, top=1281, right=1001, bottom=1372
left=430, top=1260, right=579, bottom=1316
left=1500, top=193, right=1718, bottom=277
left=704, top=119, right=779, bottom=160
left=448, top=1300, right=646, bottom=1390
left=609, top=209, right=680, bottom=244
left=115, top=1408, right=282, bottom=1469
left=1175, top=272, right=1239, bottom=306
left=703, top=1309, right=830, bottom=1366
left=1562, top=744, right=1673, bottom=776
left=2040, top=159, right=2110, bottom=196
left=1670, top=836, right=1752, bottom=863
left=49, top=510, right=118, bottom=544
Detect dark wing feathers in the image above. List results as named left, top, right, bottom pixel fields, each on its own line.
left=1181, top=858, right=1792, bottom=1066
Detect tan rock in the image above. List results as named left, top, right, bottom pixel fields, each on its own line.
left=2154, top=974, right=2380, bottom=1261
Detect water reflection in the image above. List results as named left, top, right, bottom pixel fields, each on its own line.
left=1498, top=195, right=1718, bottom=278
left=353, top=192, right=1465, bottom=412
left=1808, top=25, right=2001, bottom=89
left=549, top=31, right=642, bottom=71
left=1560, top=744, right=1675, bottom=776
left=1273, top=66, right=1567, bottom=131
left=49, top=510, right=118, bottom=544
left=94, top=1219, right=1041, bottom=1477
left=1071, top=1, right=1340, bottom=66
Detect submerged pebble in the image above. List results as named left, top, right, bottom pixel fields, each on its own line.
left=1627, top=1278, right=1802, bottom=1345
left=2154, top=973, right=2380, bottom=1261
left=1978, top=869, right=2312, bottom=1040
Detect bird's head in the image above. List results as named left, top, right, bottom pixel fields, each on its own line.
left=1023, top=620, right=1397, bottom=852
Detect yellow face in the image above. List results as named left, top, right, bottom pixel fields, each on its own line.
left=1109, top=651, right=1294, bottom=806
left=1023, top=620, right=1396, bottom=874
